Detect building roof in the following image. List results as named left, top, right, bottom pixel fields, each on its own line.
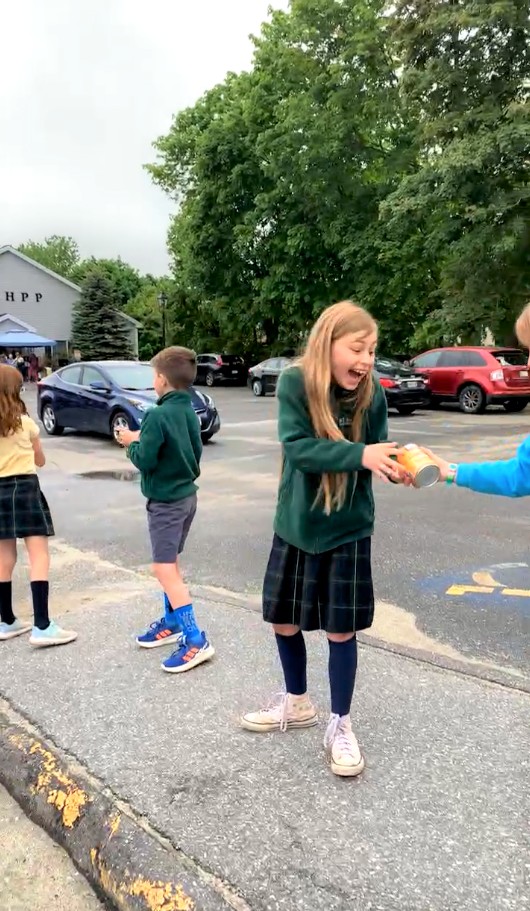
left=0, top=245, right=141, bottom=328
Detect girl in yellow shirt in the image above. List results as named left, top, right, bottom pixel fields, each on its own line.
left=0, top=364, right=77, bottom=646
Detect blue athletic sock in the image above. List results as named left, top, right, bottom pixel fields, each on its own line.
left=172, top=603, right=200, bottom=642
left=328, top=637, right=358, bottom=717
left=164, top=593, right=176, bottom=620
left=275, top=631, right=307, bottom=695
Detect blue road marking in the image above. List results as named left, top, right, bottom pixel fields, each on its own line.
left=418, top=562, right=530, bottom=616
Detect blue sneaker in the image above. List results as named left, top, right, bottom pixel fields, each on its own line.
left=136, top=616, right=184, bottom=649
left=161, top=632, right=215, bottom=674
left=0, top=619, right=31, bottom=641
left=29, top=620, right=77, bottom=648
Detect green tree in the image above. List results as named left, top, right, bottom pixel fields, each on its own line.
left=70, top=257, right=143, bottom=309
left=385, top=0, right=530, bottom=346
left=147, top=0, right=413, bottom=351
left=125, top=280, right=171, bottom=359
left=71, top=270, right=133, bottom=360
left=18, top=235, right=80, bottom=278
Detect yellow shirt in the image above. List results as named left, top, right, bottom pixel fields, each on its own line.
left=0, top=415, right=40, bottom=477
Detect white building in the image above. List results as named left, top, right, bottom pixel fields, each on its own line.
left=0, top=245, right=140, bottom=358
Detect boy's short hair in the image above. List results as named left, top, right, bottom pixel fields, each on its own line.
left=151, top=346, right=197, bottom=390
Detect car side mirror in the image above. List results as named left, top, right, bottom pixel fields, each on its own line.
left=89, top=381, right=110, bottom=393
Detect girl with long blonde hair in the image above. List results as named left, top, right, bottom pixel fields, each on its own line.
left=0, top=364, right=77, bottom=647
left=241, top=301, right=405, bottom=777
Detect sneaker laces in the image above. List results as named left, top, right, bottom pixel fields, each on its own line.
left=146, top=617, right=166, bottom=634
left=324, top=714, right=359, bottom=760
left=258, top=693, right=290, bottom=732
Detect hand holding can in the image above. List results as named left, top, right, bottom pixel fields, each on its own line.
left=396, top=444, right=440, bottom=488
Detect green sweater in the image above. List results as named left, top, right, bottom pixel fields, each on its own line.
left=127, top=390, right=202, bottom=502
left=274, top=367, right=388, bottom=554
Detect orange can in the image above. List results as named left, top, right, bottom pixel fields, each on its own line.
left=396, top=444, right=440, bottom=489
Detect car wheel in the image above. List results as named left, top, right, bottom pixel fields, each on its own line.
left=111, top=411, right=130, bottom=444
left=396, top=405, right=416, bottom=416
left=41, top=404, right=64, bottom=436
left=252, top=378, right=264, bottom=397
left=459, top=384, right=486, bottom=414
left=205, top=371, right=215, bottom=387
left=503, top=399, right=528, bottom=413
left=201, top=432, right=214, bottom=444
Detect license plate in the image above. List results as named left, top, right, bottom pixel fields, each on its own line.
left=520, top=370, right=528, bottom=378
left=232, top=370, right=238, bottom=374
left=406, top=381, right=419, bottom=388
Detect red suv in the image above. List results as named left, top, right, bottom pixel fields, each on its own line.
left=410, top=347, right=530, bottom=414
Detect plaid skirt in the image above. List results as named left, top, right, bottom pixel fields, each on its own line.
left=263, top=534, right=374, bottom=634
left=0, top=474, right=55, bottom=540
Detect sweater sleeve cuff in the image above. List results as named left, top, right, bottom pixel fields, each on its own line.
left=455, top=464, right=468, bottom=487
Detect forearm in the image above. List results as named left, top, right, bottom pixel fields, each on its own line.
left=283, top=437, right=366, bottom=473
left=127, top=440, right=159, bottom=471
left=456, top=458, right=530, bottom=498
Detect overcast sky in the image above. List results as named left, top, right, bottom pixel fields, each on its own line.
left=1, top=0, right=289, bottom=276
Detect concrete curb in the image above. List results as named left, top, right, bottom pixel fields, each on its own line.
left=0, top=705, right=248, bottom=911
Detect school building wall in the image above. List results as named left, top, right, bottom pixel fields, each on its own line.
left=0, top=248, right=139, bottom=357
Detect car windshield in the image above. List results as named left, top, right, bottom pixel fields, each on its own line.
left=493, top=350, right=527, bottom=367
left=104, top=364, right=155, bottom=390
left=375, top=357, right=403, bottom=371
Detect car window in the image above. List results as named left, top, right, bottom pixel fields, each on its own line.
left=81, top=366, right=105, bottom=386
left=375, top=357, right=402, bottom=371
left=493, top=349, right=527, bottom=367
left=463, top=352, right=487, bottom=366
left=265, top=358, right=280, bottom=370
left=278, top=358, right=291, bottom=370
left=413, top=352, right=440, bottom=368
left=438, top=350, right=487, bottom=367
left=104, top=364, right=154, bottom=390
left=60, top=365, right=82, bottom=385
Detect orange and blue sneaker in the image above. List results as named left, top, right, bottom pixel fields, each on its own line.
left=161, top=632, right=215, bottom=674
left=136, top=616, right=184, bottom=649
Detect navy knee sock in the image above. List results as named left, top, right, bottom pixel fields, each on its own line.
left=328, top=637, right=358, bottom=717
left=275, top=631, right=307, bottom=696
left=0, top=582, right=15, bottom=625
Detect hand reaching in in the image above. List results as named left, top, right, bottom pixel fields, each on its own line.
left=362, top=442, right=401, bottom=483
left=419, top=447, right=451, bottom=482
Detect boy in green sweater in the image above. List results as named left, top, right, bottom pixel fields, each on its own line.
left=119, top=347, right=214, bottom=673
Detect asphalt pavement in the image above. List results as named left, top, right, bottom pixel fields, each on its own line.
left=0, top=386, right=528, bottom=911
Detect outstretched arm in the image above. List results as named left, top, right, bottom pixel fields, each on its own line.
left=423, top=437, right=530, bottom=498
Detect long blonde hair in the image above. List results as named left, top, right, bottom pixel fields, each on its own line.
left=299, top=301, right=377, bottom=514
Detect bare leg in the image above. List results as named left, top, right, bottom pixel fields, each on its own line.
left=24, top=536, right=49, bottom=581
left=153, top=561, right=190, bottom=610
left=0, top=540, right=17, bottom=582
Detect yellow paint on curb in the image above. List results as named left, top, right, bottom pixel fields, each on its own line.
left=91, top=849, right=195, bottom=910
left=8, top=733, right=90, bottom=828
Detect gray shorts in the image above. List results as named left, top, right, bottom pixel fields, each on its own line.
left=146, top=494, right=197, bottom=564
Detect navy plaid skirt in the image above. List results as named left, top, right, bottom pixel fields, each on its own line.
left=0, top=474, right=55, bottom=540
left=263, top=534, right=374, bottom=634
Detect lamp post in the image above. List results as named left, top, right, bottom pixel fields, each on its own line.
left=157, top=291, right=168, bottom=348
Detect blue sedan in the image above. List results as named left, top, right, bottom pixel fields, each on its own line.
left=37, top=360, right=221, bottom=443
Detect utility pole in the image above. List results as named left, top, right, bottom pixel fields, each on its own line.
left=157, top=291, right=168, bottom=348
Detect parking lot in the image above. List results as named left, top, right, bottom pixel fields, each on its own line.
left=0, top=384, right=527, bottom=911
left=22, top=384, right=530, bottom=683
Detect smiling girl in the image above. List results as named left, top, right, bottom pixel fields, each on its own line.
left=241, top=301, right=404, bottom=776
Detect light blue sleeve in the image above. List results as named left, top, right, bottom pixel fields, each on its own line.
left=456, top=434, right=530, bottom=498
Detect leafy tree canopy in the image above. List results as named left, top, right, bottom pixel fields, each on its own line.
left=18, top=235, right=80, bottom=279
